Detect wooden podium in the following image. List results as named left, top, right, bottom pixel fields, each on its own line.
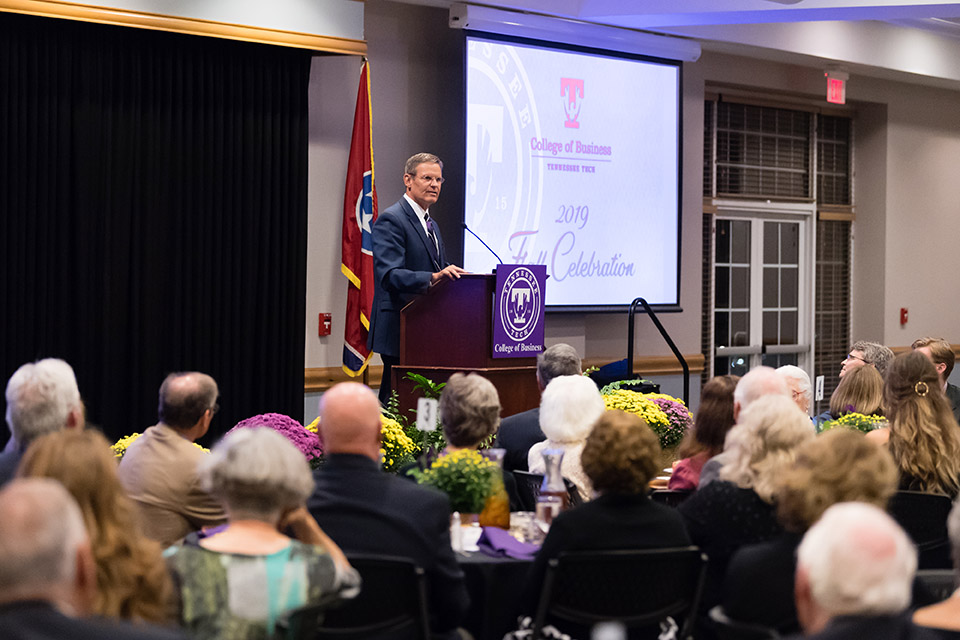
left=394, top=273, right=540, bottom=417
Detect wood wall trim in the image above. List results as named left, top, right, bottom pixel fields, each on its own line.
left=304, top=354, right=707, bottom=393
left=0, top=0, right=367, bottom=54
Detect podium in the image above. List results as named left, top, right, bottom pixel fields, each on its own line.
left=394, top=273, right=540, bottom=417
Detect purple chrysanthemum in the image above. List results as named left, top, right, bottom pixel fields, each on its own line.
left=227, top=413, right=322, bottom=461
left=648, top=397, right=693, bottom=443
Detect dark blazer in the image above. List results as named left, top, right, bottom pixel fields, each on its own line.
left=723, top=532, right=803, bottom=634
left=0, top=447, right=23, bottom=487
left=494, top=407, right=544, bottom=473
left=783, top=613, right=943, bottom=640
left=521, top=492, right=691, bottom=614
left=306, top=454, right=469, bottom=635
left=947, top=383, right=960, bottom=423
left=678, top=480, right=782, bottom=611
left=368, top=197, right=448, bottom=357
left=0, top=600, right=187, bottom=640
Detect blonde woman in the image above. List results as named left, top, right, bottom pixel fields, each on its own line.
left=828, top=364, right=884, bottom=419
left=884, top=351, right=960, bottom=496
left=18, top=430, right=173, bottom=623
left=678, top=394, right=814, bottom=610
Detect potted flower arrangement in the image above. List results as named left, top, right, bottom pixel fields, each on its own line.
left=411, top=449, right=501, bottom=522
left=819, top=412, right=886, bottom=434
left=600, top=382, right=693, bottom=467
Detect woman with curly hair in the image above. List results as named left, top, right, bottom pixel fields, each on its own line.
left=722, top=429, right=898, bottom=634
left=519, top=410, right=690, bottom=636
left=884, top=351, right=960, bottom=496
left=669, top=375, right=738, bottom=490
left=18, top=430, right=173, bottom=623
left=678, top=394, right=814, bottom=611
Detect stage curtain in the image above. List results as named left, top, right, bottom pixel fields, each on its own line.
left=0, top=12, right=310, bottom=444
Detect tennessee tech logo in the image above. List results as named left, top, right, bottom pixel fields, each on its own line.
left=499, top=267, right=542, bottom=341
left=561, top=78, right=584, bottom=129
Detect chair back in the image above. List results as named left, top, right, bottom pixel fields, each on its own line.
left=513, top=470, right=583, bottom=512
left=649, top=489, right=693, bottom=508
left=708, top=606, right=780, bottom=640
left=531, top=546, right=708, bottom=640
left=916, top=569, right=957, bottom=603
left=888, top=490, right=953, bottom=569
left=279, top=554, right=431, bottom=640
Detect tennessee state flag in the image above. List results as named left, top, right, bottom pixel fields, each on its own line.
left=341, top=60, right=377, bottom=376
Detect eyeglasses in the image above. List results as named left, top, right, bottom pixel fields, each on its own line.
left=413, top=174, right=444, bottom=185
left=845, top=353, right=869, bottom=364
left=210, top=402, right=220, bottom=415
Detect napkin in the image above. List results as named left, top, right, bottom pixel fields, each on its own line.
left=477, top=526, right=540, bottom=560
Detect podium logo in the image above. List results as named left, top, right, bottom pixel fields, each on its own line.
left=561, top=78, right=584, bottom=129
left=499, top=267, right=542, bottom=342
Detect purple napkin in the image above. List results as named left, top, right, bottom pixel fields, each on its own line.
left=477, top=526, right=540, bottom=560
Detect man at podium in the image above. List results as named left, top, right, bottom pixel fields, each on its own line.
left=368, top=152, right=467, bottom=404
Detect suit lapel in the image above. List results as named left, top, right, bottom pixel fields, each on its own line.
left=400, top=198, right=441, bottom=269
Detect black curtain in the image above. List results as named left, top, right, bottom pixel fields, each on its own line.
left=0, top=12, right=310, bottom=445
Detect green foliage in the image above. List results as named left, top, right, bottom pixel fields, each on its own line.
left=599, top=378, right=657, bottom=395
left=414, top=449, right=497, bottom=514
left=405, top=372, right=446, bottom=399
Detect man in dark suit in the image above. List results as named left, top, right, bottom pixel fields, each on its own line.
left=787, top=502, right=935, bottom=640
left=0, top=478, right=187, bottom=640
left=368, top=153, right=467, bottom=405
left=912, top=336, right=960, bottom=422
left=307, top=382, right=469, bottom=638
left=495, top=343, right=582, bottom=472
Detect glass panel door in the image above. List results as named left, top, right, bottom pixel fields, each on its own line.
left=714, top=214, right=811, bottom=377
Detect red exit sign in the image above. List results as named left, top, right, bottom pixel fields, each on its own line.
left=825, top=70, right=848, bottom=105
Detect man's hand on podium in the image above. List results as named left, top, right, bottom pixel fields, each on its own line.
left=430, top=264, right=469, bottom=285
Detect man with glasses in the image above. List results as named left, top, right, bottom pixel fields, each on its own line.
left=368, top=153, right=467, bottom=404
left=117, top=371, right=225, bottom=546
left=839, top=340, right=894, bottom=379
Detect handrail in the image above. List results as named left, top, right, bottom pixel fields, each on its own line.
left=627, top=297, right=690, bottom=405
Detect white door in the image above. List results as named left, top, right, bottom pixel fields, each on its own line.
left=712, top=204, right=815, bottom=378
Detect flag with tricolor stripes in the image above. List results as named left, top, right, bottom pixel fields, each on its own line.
left=341, top=60, right=377, bottom=376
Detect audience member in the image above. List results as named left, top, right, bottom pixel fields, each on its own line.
left=495, top=344, right=581, bottom=472
left=787, top=503, right=932, bottom=640
left=723, top=429, right=898, bottom=634
left=18, top=430, right=172, bottom=624
left=307, top=382, right=469, bottom=638
left=520, top=410, right=691, bottom=637
left=698, top=366, right=791, bottom=487
left=669, top=375, right=738, bottom=491
left=777, top=365, right=813, bottom=416
left=914, top=500, right=960, bottom=636
left=117, top=372, right=226, bottom=546
left=165, top=427, right=358, bottom=640
left=840, top=340, right=894, bottom=379
left=0, top=478, right=186, bottom=640
left=884, top=351, right=960, bottom=496
left=678, top=394, right=813, bottom=610
left=437, top=372, right=519, bottom=511
left=528, top=374, right=606, bottom=500
left=1, top=358, right=84, bottom=485
left=816, top=365, right=884, bottom=427
left=913, top=336, right=960, bottom=422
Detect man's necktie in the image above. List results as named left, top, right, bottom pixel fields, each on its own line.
left=424, top=213, right=440, bottom=265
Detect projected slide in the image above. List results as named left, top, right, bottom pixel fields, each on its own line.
left=464, top=35, right=680, bottom=307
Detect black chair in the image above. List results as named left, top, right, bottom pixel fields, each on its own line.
left=513, top=470, right=583, bottom=512
left=278, top=554, right=431, bottom=640
left=708, top=606, right=780, bottom=640
left=649, top=489, right=693, bottom=508
left=916, top=569, right=957, bottom=603
left=888, top=490, right=953, bottom=569
left=530, top=547, right=708, bottom=640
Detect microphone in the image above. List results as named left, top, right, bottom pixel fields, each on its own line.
left=462, top=222, right=504, bottom=265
